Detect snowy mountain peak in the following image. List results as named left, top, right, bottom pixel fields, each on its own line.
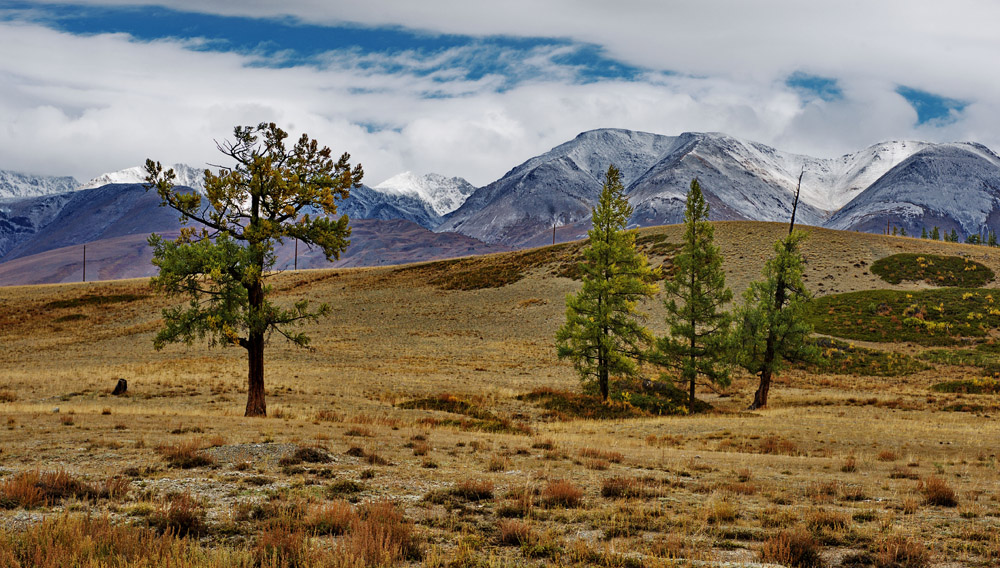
left=373, top=171, right=476, bottom=215
left=82, top=163, right=205, bottom=191
left=0, top=170, right=79, bottom=201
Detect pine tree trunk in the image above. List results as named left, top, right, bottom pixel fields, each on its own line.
left=245, top=331, right=266, bottom=417
left=750, top=368, right=771, bottom=410
left=688, top=316, right=697, bottom=414
left=244, top=272, right=267, bottom=417
left=599, top=349, right=609, bottom=401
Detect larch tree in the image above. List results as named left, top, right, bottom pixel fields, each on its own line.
left=654, top=179, right=732, bottom=414
left=144, top=122, right=363, bottom=417
left=556, top=165, right=659, bottom=400
left=732, top=229, right=815, bottom=409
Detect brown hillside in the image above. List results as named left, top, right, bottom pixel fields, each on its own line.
left=1, top=221, right=999, bottom=566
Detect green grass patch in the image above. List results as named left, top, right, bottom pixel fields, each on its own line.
left=53, top=313, right=89, bottom=323
left=807, top=288, right=1000, bottom=346
left=800, top=338, right=930, bottom=376
left=44, top=293, right=148, bottom=310
left=920, top=342, right=1000, bottom=375
left=870, top=253, right=993, bottom=287
left=930, top=377, right=1000, bottom=395
left=519, top=378, right=700, bottom=420
left=400, top=394, right=532, bottom=435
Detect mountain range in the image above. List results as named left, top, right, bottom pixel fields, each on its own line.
left=3, top=128, right=1000, bottom=285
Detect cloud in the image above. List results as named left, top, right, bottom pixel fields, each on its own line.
left=1, top=2, right=1000, bottom=188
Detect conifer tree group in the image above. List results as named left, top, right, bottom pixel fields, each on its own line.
left=558, top=166, right=814, bottom=411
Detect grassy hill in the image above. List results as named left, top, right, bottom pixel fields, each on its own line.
left=1, top=221, right=999, bottom=567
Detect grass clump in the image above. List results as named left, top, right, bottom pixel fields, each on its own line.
left=870, top=253, right=993, bottom=287
left=401, top=393, right=532, bottom=435
left=147, top=492, right=207, bottom=537
left=759, top=527, right=823, bottom=567
left=920, top=341, right=1000, bottom=375
left=540, top=480, right=583, bottom=508
left=156, top=439, right=214, bottom=469
left=44, top=293, right=148, bottom=310
left=519, top=379, right=699, bottom=420
left=0, top=514, right=235, bottom=567
left=929, top=376, right=1000, bottom=394
left=803, top=338, right=929, bottom=376
left=807, top=288, right=1000, bottom=345
left=919, top=475, right=958, bottom=507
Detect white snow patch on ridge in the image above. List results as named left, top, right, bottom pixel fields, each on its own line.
left=373, top=171, right=476, bottom=215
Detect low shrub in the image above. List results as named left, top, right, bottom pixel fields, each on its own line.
left=541, top=480, right=583, bottom=508
left=497, top=519, right=533, bottom=546
left=759, top=527, right=823, bottom=567
left=156, top=439, right=214, bottom=469
left=919, top=475, right=958, bottom=507
left=873, top=535, right=930, bottom=568
left=148, top=492, right=206, bottom=538
left=870, top=253, right=993, bottom=287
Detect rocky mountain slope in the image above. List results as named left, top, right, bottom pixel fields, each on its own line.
left=4, top=128, right=1000, bottom=285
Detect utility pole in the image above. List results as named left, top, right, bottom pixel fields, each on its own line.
left=552, top=224, right=556, bottom=246
left=294, top=238, right=298, bottom=271
left=82, top=245, right=86, bottom=282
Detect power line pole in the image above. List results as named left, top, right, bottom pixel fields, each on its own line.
left=82, top=245, right=86, bottom=282
left=294, top=239, right=298, bottom=271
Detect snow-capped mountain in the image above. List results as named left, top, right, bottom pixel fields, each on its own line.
left=438, top=129, right=985, bottom=247
left=437, top=129, right=680, bottom=244
left=826, top=143, right=1000, bottom=237
left=338, top=184, right=442, bottom=230
left=373, top=172, right=476, bottom=216
left=0, top=170, right=79, bottom=201
left=81, top=163, right=205, bottom=191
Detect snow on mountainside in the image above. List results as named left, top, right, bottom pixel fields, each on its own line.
left=374, top=172, right=476, bottom=216
left=438, top=129, right=680, bottom=244
left=826, top=143, right=1000, bottom=237
left=437, top=129, right=972, bottom=247
left=81, top=164, right=205, bottom=191
left=0, top=170, right=79, bottom=201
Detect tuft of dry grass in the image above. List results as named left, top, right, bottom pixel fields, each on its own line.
left=541, top=480, right=583, bottom=508
left=919, top=475, right=958, bottom=507
left=148, top=492, right=206, bottom=538
left=497, top=519, right=533, bottom=546
left=342, top=500, right=420, bottom=566
left=759, top=527, right=823, bottom=567
left=578, top=447, right=624, bottom=463
left=305, top=500, right=356, bottom=536
left=155, top=439, right=214, bottom=469
left=452, top=479, right=494, bottom=502
left=874, top=534, right=930, bottom=568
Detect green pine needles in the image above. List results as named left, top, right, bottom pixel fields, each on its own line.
left=555, top=165, right=660, bottom=400
left=145, top=122, right=363, bottom=417
left=653, top=179, right=733, bottom=413
left=733, top=230, right=817, bottom=409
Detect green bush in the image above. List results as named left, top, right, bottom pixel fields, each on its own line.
left=870, top=253, right=993, bottom=287
left=801, top=338, right=929, bottom=376
left=807, top=289, right=1000, bottom=346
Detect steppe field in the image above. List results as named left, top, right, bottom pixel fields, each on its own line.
left=2, top=221, right=1000, bottom=567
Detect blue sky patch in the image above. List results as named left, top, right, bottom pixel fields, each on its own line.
left=895, top=86, right=967, bottom=125
left=1, top=2, right=645, bottom=87
left=786, top=72, right=842, bottom=102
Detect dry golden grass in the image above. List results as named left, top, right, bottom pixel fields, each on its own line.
left=2, top=222, right=1000, bottom=566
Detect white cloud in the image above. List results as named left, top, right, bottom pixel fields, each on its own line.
left=2, top=2, right=1000, bottom=187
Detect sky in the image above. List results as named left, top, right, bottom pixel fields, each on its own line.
left=1, top=1, right=999, bottom=187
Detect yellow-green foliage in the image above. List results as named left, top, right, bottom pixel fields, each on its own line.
left=808, top=288, right=1000, bottom=345
left=870, top=253, right=993, bottom=287
left=802, top=338, right=929, bottom=376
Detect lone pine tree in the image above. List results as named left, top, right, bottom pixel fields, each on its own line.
left=145, top=122, right=362, bottom=416
left=732, top=229, right=815, bottom=409
left=654, top=179, right=732, bottom=414
left=556, top=165, right=659, bottom=400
